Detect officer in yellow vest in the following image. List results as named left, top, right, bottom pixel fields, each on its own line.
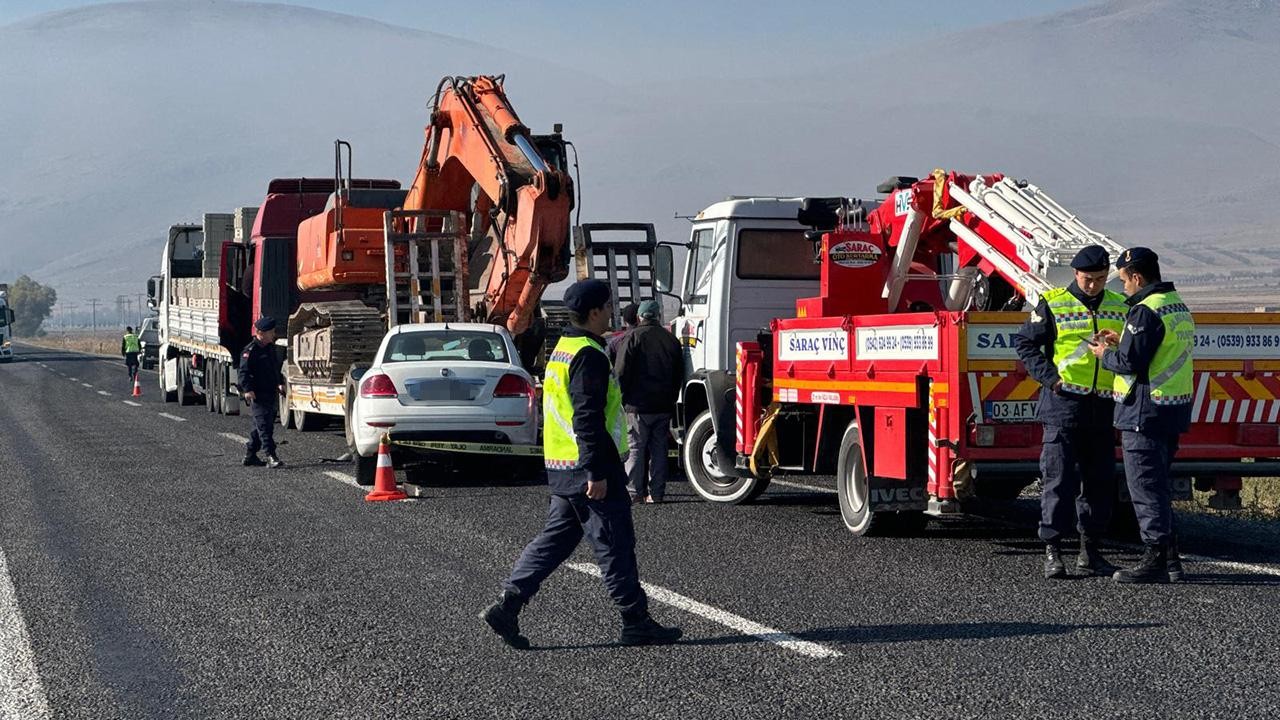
left=1015, top=245, right=1127, bottom=579
left=481, top=279, right=682, bottom=649
left=1091, top=247, right=1195, bottom=583
left=121, top=326, right=141, bottom=381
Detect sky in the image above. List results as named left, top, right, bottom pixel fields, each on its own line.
left=0, top=0, right=1095, bottom=81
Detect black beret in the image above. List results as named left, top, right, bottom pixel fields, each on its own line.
left=254, top=316, right=277, bottom=332
left=1115, top=246, right=1158, bottom=270
left=563, top=279, right=612, bottom=314
left=1070, top=245, right=1111, bottom=272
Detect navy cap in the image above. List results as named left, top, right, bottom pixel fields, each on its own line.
left=1070, top=245, right=1111, bottom=272
left=254, top=316, right=277, bottom=332
left=563, top=279, right=612, bottom=314
left=1115, top=246, right=1158, bottom=270
left=638, top=299, right=662, bottom=320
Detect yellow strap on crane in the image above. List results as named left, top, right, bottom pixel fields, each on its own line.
left=931, top=168, right=967, bottom=221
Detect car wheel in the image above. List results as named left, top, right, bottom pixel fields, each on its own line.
left=683, top=410, right=769, bottom=504
left=354, top=453, right=377, bottom=486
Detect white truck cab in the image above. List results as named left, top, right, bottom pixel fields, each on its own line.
left=0, top=284, right=14, bottom=362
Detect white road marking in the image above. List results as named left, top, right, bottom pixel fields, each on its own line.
left=158, top=413, right=187, bottom=423
left=1183, top=554, right=1280, bottom=577
left=69, top=377, right=79, bottom=382
left=96, top=390, right=111, bottom=397
left=566, top=562, right=842, bottom=659
left=770, top=478, right=836, bottom=494
left=80, top=383, right=93, bottom=389
left=219, top=432, right=250, bottom=444
left=122, top=401, right=142, bottom=407
left=323, top=470, right=363, bottom=489
left=0, top=546, right=53, bottom=720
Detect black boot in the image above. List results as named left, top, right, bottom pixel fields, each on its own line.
left=480, top=591, right=530, bottom=650
left=1113, top=543, right=1170, bottom=584
left=619, top=613, right=683, bottom=646
left=1076, top=538, right=1118, bottom=577
left=266, top=452, right=285, bottom=469
left=1044, top=543, right=1067, bottom=579
left=242, top=451, right=265, bottom=467
left=1166, top=537, right=1185, bottom=582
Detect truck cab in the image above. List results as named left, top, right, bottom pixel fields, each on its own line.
left=0, top=284, right=14, bottom=362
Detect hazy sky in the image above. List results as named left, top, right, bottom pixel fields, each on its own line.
left=0, top=0, right=1094, bottom=80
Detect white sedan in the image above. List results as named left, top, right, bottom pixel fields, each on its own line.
left=349, top=323, right=538, bottom=484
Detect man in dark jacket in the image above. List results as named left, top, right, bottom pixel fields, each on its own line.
left=615, top=299, right=683, bottom=503
left=607, top=302, right=639, bottom=363
left=480, top=280, right=681, bottom=649
left=238, top=317, right=286, bottom=469
left=1091, top=247, right=1195, bottom=583
left=1013, top=245, right=1127, bottom=579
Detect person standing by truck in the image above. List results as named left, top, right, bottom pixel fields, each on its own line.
left=238, top=317, right=286, bottom=469
left=1014, top=245, right=1128, bottom=579
left=121, top=326, right=141, bottom=381
left=481, top=279, right=681, bottom=649
left=1091, top=247, right=1195, bottom=584
left=615, top=299, right=683, bottom=504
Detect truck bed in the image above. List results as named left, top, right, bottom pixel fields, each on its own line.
left=166, top=278, right=232, bottom=361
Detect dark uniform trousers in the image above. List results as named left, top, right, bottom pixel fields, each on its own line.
left=246, top=396, right=278, bottom=455
left=1122, top=430, right=1180, bottom=546
left=505, top=488, right=649, bottom=620
left=1039, top=425, right=1117, bottom=543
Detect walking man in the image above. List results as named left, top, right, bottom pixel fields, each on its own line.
left=481, top=279, right=681, bottom=649
left=238, top=317, right=286, bottom=469
left=1015, top=246, right=1127, bottom=578
left=615, top=299, right=683, bottom=504
left=607, top=302, right=639, bottom=363
left=1090, top=247, right=1195, bottom=583
left=121, top=326, right=141, bottom=381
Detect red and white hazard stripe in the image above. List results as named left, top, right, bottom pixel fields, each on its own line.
left=1194, top=372, right=1280, bottom=423
left=927, top=382, right=940, bottom=490
left=735, top=344, right=745, bottom=452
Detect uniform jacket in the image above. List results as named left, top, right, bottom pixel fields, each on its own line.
left=1101, top=281, right=1193, bottom=435
left=1013, top=282, right=1115, bottom=428
left=548, top=326, right=627, bottom=497
left=237, top=339, right=284, bottom=399
left=614, top=322, right=684, bottom=414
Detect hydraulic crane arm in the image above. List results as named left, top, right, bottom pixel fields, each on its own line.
left=402, top=75, right=573, bottom=335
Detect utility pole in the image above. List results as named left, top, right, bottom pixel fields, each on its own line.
left=87, top=298, right=100, bottom=337
left=136, top=293, right=146, bottom=326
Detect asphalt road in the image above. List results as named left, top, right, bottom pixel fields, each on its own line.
left=2, top=342, right=1279, bottom=719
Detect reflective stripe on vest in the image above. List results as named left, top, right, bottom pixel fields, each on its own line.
left=123, top=333, right=141, bottom=353
left=1112, top=290, right=1195, bottom=405
left=542, top=335, right=629, bottom=470
left=1043, top=287, right=1127, bottom=396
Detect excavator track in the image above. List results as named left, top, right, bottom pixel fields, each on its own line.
left=288, top=301, right=386, bottom=383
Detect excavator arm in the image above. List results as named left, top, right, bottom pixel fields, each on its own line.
left=402, top=75, right=573, bottom=335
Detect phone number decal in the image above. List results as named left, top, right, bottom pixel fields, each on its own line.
left=1191, top=327, right=1280, bottom=359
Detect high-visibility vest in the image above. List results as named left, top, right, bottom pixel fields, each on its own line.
left=543, top=335, right=629, bottom=470
left=1043, top=287, right=1128, bottom=396
left=123, top=333, right=141, bottom=353
left=1112, top=290, right=1196, bottom=405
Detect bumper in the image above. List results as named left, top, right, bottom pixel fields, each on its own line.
left=971, top=460, right=1280, bottom=479
left=354, top=417, right=537, bottom=457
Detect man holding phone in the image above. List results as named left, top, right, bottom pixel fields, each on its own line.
left=1014, top=245, right=1129, bottom=579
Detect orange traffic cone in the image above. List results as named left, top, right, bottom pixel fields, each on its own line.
left=131, top=374, right=143, bottom=397
left=364, top=435, right=407, bottom=502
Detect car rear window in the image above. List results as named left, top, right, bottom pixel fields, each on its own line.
left=383, top=330, right=508, bottom=363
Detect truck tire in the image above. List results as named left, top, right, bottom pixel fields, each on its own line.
left=354, top=453, right=377, bottom=486
left=206, top=365, right=218, bottom=413
left=160, top=364, right=177, bottom=403
left=279, top=380, right=295, bottom=429
left=293, top=407, right=323, bottom=431
left=683, top=410, right=769, bottom=504
left=836, top=421, right=875, bottom=535
left=177, top=366, right=195, bottom=406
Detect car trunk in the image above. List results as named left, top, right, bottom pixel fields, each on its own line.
left=381, top=361, right=513, bottom=407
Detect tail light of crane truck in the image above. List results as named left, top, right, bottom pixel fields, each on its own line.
left=494, top=373, right=535, bottom=426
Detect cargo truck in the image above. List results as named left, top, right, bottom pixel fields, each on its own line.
left=0, top=284, right=14, bottom=362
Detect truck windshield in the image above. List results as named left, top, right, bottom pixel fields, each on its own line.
left=383, top=330, right=508, bottom=363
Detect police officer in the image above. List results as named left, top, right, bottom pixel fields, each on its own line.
left=481, top=279, right=681, bottom=649
left=1090, top=247, right=1194, bottom=583
left=238, top=317, right=286, bottom=469
left=121, top=326, right=141, bottom=381
left=1014, top=245, right=1127, bottom=579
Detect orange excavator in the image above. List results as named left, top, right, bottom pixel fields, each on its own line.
left=288, top=75, right=574, bottom=387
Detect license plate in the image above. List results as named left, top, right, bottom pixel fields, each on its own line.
left=984, top=400, right=1038, bottom=422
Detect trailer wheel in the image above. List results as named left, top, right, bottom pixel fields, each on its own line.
left=354, top=453, right=377, bottom=486
left=683, top=410, right=769, bottom=504
left=279, top=381, right=295, bottom=429
left=293, top=408, right=324, bottom=431
left=836, top=421, right=874, bottom=536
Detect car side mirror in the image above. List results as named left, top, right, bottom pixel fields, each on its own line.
left=654, top=245, right=674, bottom=294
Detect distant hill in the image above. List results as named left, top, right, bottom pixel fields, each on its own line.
left=2, top=0, right=1278, bottom=308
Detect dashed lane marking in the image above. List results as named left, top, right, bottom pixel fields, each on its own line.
left=0, top=545, right=53, bottom=720
left=123, top=401, right=142, bottom=407
left=158, top=413, right=187, bottom=423
left=97, top=390, right=111, bottom=396
left=566, top=562, right=843, bottom=659
left=69, top=377, right=79, bottom=382
left=219, top=432, right=250, bottom=444
left=770, top=479, right=836, bottom=494
left=80, top=383, right=93, bottom=389
left=323, top=470, right=363, bottom=489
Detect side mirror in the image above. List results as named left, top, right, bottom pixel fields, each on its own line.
left=654, top=245, right=674, bottom=294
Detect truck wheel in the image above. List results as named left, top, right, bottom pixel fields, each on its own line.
left=354, top=453, right=377, bottom=486
left=294, top=408, right=323, bottom=431
left=177, top=366, right=194, bottom=406
left=160, top=364, right=176, bottom=403
left=683, top=410, right=769, bottom=504
left=206, top=366, right=218, bottom=413
left=836, top=421, right=875, bottom=536
left=279, top=383, right=295, bottom=430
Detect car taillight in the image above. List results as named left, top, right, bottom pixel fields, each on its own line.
left=494, top=374, right=533, bottom=398
left=360, top=373, right=398, bottom=398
